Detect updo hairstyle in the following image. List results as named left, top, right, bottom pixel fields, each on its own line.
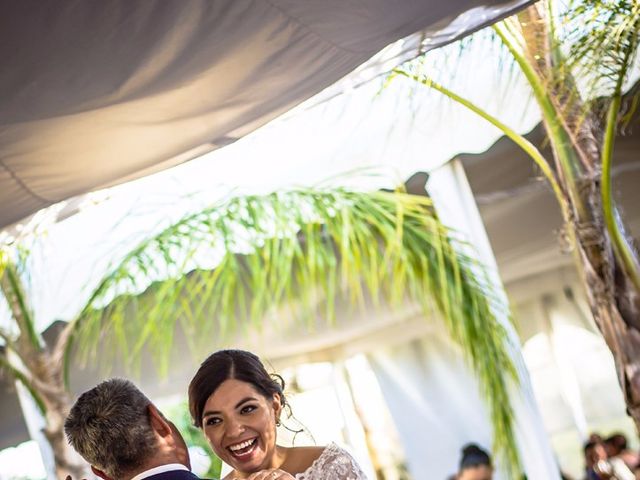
left=188, top=349, right=286, bottom=427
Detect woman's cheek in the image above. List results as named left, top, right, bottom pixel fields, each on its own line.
left=207, top=431, right=222, bottom=457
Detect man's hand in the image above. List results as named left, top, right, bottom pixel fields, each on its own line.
left=235, top=468, right=295, bottom=480
left=594, top=459, right=614, bottom=479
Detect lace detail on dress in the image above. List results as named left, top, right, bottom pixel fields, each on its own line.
left=295, top=443, right=368, bottom=480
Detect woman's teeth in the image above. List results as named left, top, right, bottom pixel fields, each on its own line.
left=229, top=438, right=257, bottom=456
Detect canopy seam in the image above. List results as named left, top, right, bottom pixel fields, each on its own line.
left=0, top=160, right=52, bottom=205
left=262, top=0, right=365, bottom=55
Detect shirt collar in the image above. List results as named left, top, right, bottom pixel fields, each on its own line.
left=130, top=463, right=190, bottom=480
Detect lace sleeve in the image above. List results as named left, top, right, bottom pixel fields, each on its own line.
left=295, top=443, right=369, bottom=480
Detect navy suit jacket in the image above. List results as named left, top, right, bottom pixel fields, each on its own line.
left=145, top=470, right=203, bottom=480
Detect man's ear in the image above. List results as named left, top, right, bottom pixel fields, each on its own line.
left=148, top=404, right=172, bottom=437
left=91, top=465, right=111, bottom=480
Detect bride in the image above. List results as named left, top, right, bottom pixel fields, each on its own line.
left=188, top=349, right=368, bottom=480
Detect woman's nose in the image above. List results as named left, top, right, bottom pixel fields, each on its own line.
left=225, top=417, right=245, bottom=437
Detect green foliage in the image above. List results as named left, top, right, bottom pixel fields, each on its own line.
left=388, top=0, right=640, bottom=473
left=565, top=0, right=640, bottom=100
left=0, top=355, right=46, bottom=414
left=0, top=247, right=41, bottom=352
left=580, top=0, right=640, bottom=290
left=68, top=186, right=519, bottom=473
left=164, top=402, right=223, bottom=479
left=0, top=247, right=47, bottom=414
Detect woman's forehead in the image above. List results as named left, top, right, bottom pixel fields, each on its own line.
left=206, top=378, right=264, bottom=406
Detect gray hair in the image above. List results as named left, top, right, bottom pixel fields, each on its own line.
left=64, top=378, right=157, bottom=479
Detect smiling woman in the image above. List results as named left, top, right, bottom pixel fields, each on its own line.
left=188, top=350, right=368, bottom=480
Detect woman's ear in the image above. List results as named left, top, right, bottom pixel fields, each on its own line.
left=272, top=393, right=283, bottom=421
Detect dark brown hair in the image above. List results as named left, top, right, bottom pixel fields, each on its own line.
left=188, top=349, right=286, bottom=427
left=459, top=443, right=492, bottom=470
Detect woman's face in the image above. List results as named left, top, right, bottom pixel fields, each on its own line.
left=201, top=378, right=282, bottom=475
left=458, top=465, right=493, bottom=480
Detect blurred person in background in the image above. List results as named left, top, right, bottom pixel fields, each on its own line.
left=584, top=438, right=634, bottom=480
left=449, top=443, right=493, bottom=480
left=605, top=434, right=639, bottom=471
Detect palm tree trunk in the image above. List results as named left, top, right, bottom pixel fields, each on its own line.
left=1, top=262, right=91, bottom=478
left=575, top=231, right=640, bottom=429
left=43, top=386, right=90, bottom=478
left=517, top=3, right=640, bottom=432
left=568, top=165, right=640, bottom=431
left=15, top=349, right=91, bottom=479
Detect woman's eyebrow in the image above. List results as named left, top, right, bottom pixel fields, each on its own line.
left=235, top=396, right=258, bottom=409
left=202, top=396, right=258, bottom=418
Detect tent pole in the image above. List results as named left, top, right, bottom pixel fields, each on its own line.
left=426, top=157, right=561, bottom=479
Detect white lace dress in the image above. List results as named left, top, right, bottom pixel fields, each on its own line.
left=294, top=443, right=368, bottom=480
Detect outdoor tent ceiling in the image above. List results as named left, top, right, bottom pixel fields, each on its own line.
left=0, top=0, right=532, bottom=230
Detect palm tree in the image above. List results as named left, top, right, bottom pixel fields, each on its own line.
left=1, top=186, right=522, bottom=477
left=0, top=250, right=91, bottom=479
left=390, top=0, right=640, bottom=428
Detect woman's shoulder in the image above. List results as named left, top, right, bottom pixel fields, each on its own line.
left=285, top=445, right=326, bottom=472
left=291, top=444, right=327, bottom=456
left=291, top=442, right=353, bottom=462
left=291, top=443, right=367, bottom=479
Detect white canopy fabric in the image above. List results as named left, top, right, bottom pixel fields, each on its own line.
left=0, top=0, right=531, bottom=229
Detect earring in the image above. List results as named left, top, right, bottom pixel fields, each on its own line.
left=276, top=419, right=281, bottom=427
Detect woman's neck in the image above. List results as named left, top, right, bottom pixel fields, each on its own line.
left=271, top=445, right=289, bottom=470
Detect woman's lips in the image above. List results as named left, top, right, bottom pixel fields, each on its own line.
left=228, top=437, right=258, bottom=460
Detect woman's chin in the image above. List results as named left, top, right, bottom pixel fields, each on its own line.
left=228, top=447, right=266, bottom=473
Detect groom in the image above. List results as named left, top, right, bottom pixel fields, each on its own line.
left=65, top=378, right=200, bottom=480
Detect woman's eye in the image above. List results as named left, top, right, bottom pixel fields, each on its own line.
left=204, top=417, right=221, bottom=427
left=240, top=405, right=257, bottom=414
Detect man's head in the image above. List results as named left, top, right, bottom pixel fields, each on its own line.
left=64, top=378, right=190, bottom=480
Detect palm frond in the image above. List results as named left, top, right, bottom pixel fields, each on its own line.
left=564, top=0, right=640, bottom=101
left=68, top=187, right=520, bottom=474
left=601, top=62, right=640, bottom=291
left=389, top=67, right=571, bottom=225
left=0, top=353, right=47, bottom=415
left=0, top=248, right=41, bottom=351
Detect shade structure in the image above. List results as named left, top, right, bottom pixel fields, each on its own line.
left=0, top=0, right=532, bottom=230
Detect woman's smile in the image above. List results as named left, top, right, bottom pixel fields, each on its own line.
left=228, top=437, right=258, bottom=459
